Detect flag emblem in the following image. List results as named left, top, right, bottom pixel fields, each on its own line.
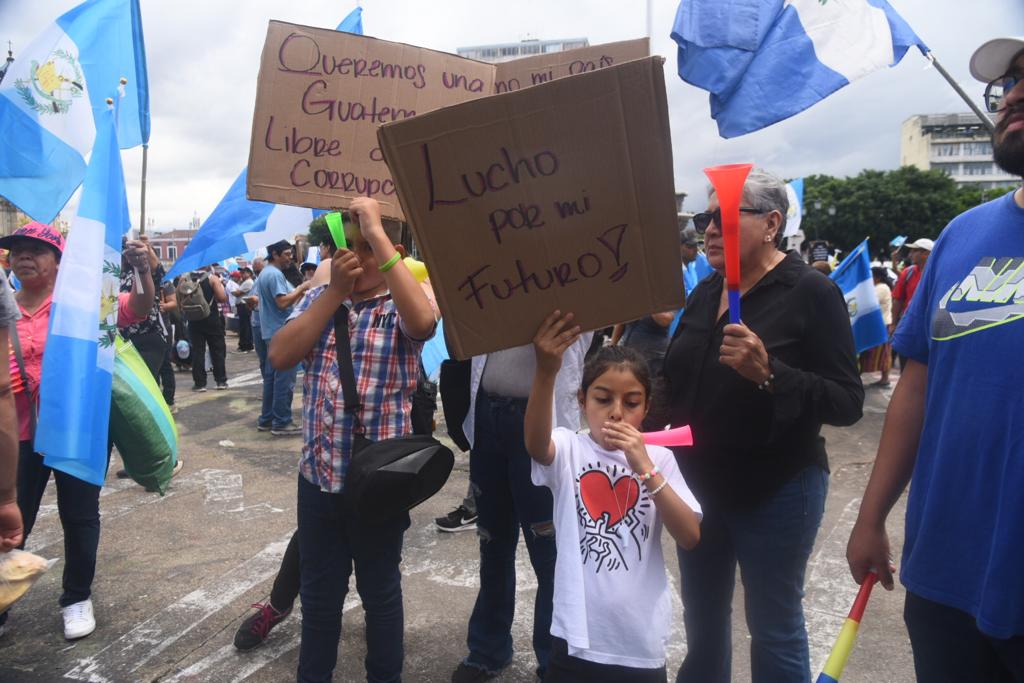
left=16, top=49, right=84, bottom=115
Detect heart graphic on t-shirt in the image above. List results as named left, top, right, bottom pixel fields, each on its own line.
left=579, top=470, right=640, bottom=528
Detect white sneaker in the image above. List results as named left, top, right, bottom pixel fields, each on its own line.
left=62, top=599, right=96, bottom=640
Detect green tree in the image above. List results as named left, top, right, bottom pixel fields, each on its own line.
left=801, top=167, right=1013, bottom=259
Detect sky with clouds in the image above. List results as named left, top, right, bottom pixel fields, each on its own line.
left=2, top=0, right=1021, bottom=232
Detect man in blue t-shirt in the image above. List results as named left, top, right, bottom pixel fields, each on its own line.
left=254, top=240, right=310, bottom=435
left=847, top=37, right=1024, bottom=681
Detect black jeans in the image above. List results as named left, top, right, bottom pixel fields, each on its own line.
left=189, top=319, right=227, bottom=387
left=16, top=441, right=104, bottom=607
left=905, top=591, right=1024, bottom=682
left=269, top=532, right=301, bottom=613
left=236, top=303, right=253, bottom=351
left=545, top=638, right=667, bottom=682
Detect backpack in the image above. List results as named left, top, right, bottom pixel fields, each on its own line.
left=176, top=272, right=211, bottom=321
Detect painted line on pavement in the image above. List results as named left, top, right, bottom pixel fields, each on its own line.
left=63, top=533, right=293, bottom=682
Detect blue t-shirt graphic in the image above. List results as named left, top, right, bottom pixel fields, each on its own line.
left=892, top=190, right=1024, bottom=638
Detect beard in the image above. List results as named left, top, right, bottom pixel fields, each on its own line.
left=992, top=107, right=1024, bottom=177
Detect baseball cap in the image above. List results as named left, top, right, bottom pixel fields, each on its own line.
left=970, top=37, right=1024, bottom=82
left=0, top=222, right=66, bottom=254
left=680, top=226, right=699, bottom=246
left=906, top=238, right=934, bottom=251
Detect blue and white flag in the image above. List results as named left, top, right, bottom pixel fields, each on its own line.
left=0, top=0, right=149, bottom=223
left=830, top=239, right=888, bottom=354
left=671, top=0, right=927, bottom=138
left=302, top=244, right=322, bottom=268
left=166, top=7, right=363, bottom=280
left=36, top=105, right=131, bottom=486
left=784, top=177, right=803, bottom=238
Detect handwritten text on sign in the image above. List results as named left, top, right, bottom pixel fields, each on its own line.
left=378, top=57, right=682, bottom=358
left=248, top=23, right=649, bottom=219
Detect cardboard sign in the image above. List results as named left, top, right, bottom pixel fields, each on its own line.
left=492, top=38, right=649, bottom=93
left=378, top=57, right=682, bottom=359
left=247, top=23, right=649, bottom=220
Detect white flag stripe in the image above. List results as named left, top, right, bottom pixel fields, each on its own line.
left=787, top=0, right=895, bottom=82
left=1, top=23, right=96, bottom=156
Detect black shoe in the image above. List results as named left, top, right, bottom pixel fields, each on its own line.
left=452, top=662, right=497, bottom=683
left=191, top=385, right=207, bottom=392
left=435, top=506, right=478, bottom=533
left=233, top=602, right=291, bottom=651
left=270, top=424, right=301, bottom=436
left=216, top=382, right=229, bottom=390
left=115, top=468, right=130, bottom=479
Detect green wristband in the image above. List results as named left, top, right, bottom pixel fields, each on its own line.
left=378, top=252, right=402, bottom=273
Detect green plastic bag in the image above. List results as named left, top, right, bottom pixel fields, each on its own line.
left=109, top=337, right=179, bottom=494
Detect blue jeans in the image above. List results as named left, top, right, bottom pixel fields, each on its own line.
left=253, top=322, right=266, bottom=376
left=465, top=392, right=556, bottom=677
left=296, top=475, right=410, bottom=683
left=258, top=333, right=297, bottom=429
left=676, top=465, right=828, bottom=683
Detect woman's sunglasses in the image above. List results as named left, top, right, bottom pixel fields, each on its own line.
left=692, top=207, right=766, bottom=234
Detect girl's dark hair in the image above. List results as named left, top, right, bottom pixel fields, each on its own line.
left=580, top=345, right=652, bottom=401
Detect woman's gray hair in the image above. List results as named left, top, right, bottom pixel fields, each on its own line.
left=707, top=167, right=789, bottom=248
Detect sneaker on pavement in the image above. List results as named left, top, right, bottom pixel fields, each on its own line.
left=233, top=602, right=290, bottom=651
left=256, top=423, right=272, bottom=432
left=62, top=599, right=95, bottom=640
left=435, top=506, right=478, bottom=533
left=171, top=460, right=184, bottom=477
left=191, top=385, right=207, bottom=392
left=216, top=382, right=229, bottom=390
left=270, top=424, right=301, bottom=436
left=115, top=468, right=130, bottom=479
left=451, top=661, right=497, bottom=683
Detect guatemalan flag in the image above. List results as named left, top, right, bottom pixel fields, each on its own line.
left=830, top=239, right=888, bottom=354
left=35, top=105, right=130, bottom=486
left=784, top=178, right=803, bottom=238
left=671, top=0, right=927, bottom=138
left=165, top=7, right=363, bottom=279
left=0, top=0, right=149, bottom=223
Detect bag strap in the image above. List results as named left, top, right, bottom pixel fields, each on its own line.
left=9, top=321, right=36, bottom=438
left=332, top=305, right=366, bottom=436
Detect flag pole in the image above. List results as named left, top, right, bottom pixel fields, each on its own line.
left=924, top=51, right=996, bottom=135
left=140, top=144, right=148, bottom=235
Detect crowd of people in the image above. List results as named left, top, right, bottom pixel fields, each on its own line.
left=0, top=34, right=1021, bottom=683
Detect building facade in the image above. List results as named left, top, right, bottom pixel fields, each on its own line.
left=457, top=37, right=588, bottom=63
left=900, top=113, right=1016, bottom=189
left=147, top=229, right=194, bottom=267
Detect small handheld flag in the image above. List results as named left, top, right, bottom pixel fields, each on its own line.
left=816, top=572, right=878, bottom=683
left=704, top=163, right=753, bottom=324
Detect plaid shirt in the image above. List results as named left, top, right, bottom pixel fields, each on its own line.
left=291, top=286, right=429, bottom=493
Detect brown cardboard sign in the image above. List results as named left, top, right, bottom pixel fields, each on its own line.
left=246, top=21, right=494, bottom=219
left=492, top=38, right=650, bottom=93
left=378, top=57, right=682, bottom=359
left=247, top=23, right=650, bottom=220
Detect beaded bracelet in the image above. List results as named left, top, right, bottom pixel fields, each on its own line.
left=648, top=480, right=669, bottom=497
left=757, top=372, right=775, bottom=391
left=378, top=252, right=402, bottom=273
left=637, top=465, right=660, bottom=482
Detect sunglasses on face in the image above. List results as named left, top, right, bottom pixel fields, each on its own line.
left=692, top=207, right=767, bottom=234
left=985, top=72, right=1023, bottom=113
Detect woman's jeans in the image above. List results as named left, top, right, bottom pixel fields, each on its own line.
left=296, top=475, right=409, bottom=683
left=676, top=465, right=828, bottom=683
left=464, top=391, right=556, bottom=677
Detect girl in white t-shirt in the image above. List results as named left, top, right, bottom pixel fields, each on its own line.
left=524, top=311, right=702, bottom=682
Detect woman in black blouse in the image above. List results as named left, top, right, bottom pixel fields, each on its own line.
left=664, top=169, right=863, bottom=683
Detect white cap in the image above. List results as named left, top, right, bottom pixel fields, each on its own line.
left=906, top=238, right=934, bottom=251
left=970, top=37, right=1024, bottom=82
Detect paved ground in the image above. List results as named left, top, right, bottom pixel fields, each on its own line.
left=0, top=338, right=914, bottom=682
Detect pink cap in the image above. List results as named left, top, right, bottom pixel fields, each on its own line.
left=0, top=222, right=66, bottom=254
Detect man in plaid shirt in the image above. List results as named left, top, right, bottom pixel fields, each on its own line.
left=268, top=197, right=436, bottom=683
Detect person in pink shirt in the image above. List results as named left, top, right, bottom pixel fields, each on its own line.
left=0, top=224, right=153, bottom=641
